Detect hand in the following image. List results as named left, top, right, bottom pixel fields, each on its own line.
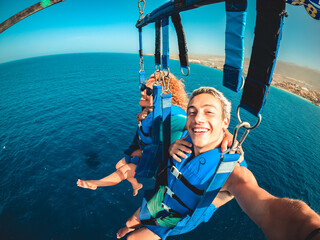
left=169, top=136, right=192, bottom=162
left=237, top=147, right=245, bottom=163
left=221, top=129, right=234, bottom=153
left=77, top=179, right=97, bottom=190
left=137, top=107, right=153, bottom=123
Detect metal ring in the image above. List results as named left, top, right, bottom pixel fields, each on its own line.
left=155, top=64, right=161, bottom=72
left=181, top=66, right=190, bottom=76
left=238, top=76, right=245, bottom=91
left=236, top=106, right=262, bottom=130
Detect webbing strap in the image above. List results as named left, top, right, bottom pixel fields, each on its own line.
left=171, top=14, right=189, bottom=69
left=161, top=203, right=184, bottom=218
left=155, top=21, right=161, bottom=67
left=139, top=71, right=146, bottom=84
left=138, top=27, right=146, bottom=84
left=162, top=93, right=172, bottom=164
left=138, top=122, right=150, bottom=137
left=162, top=17, right=170, bottom=70
left=240, top=0, right=286, bottom=116
left=191, top=153, right=240, bottom=215
left=152, top=85, right=162, bottom=145
left=165, top=186, right=194, bottom=213
left=139, top=27, right=143, bottom=58
left=169, top=163, right=204, bottom=196
left=223, top=0, right=247, bottom=92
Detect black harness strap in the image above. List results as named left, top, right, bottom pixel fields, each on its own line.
left=139, top=27, right=143, bottom=58
left=171, top=13, right=189, bottom=69
left=240, top=0, right=286, bottom=116
left=155, top=21, right=161, bottom=67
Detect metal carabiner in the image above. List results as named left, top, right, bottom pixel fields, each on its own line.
left=139, top=56, right=144, bottom=72
left=162, top=68, right=171, bottom=93
left=236, top=106, right=262, bottom=130
left=138, top=0, right=146, bottom=20
left=154, top=65, right=161, bottom=85
left=222, top=121, right=251, bottom=157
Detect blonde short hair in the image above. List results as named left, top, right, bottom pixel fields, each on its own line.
left=189, top=87, right=231, bottom=119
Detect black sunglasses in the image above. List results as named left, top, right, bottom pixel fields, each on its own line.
left=140, top=83, right=153, bottom=96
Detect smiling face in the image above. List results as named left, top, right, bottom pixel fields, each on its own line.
left=139, top=80, right=154, bottom=107
left=186, top=93, right=230, bottom=156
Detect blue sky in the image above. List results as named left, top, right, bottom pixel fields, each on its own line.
left=0, top=0, right=319, bottom=70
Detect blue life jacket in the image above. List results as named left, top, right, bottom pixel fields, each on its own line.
left=135, top=105, right=187, bottom=178
left=137, top=105, right=187, bottom=149
left=139, top=135, right=247, bottom=239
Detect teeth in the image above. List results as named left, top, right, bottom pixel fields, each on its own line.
left=193, top=128, right=208, bottom=133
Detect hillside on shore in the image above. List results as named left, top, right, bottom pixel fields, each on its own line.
left=171, top=54, right=320, bottom=107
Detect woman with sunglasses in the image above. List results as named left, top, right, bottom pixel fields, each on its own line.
left=77, top=72, right=189, bottom=196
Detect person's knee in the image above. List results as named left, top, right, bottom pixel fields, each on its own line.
left=116, top=169, right=126, bottom=181
left=116, top=159, right=126, bottom=169
left=118, top=164, right=136, bottom=179
left=126, top=215, right=139, bottom=227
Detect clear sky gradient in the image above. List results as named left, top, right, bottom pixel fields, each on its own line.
left=0, top=0, right=319, bottom=70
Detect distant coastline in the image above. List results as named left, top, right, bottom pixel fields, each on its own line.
left=170, top=54, right=320, bottom=107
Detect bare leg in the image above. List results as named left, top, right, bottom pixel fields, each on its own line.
left=117, top=208, right=142, bottom=239
left=127, top=177, right=143, bottom=196
left=116, top=158, right=127, bottom=169
left=77, top=163, right=137, bottom=189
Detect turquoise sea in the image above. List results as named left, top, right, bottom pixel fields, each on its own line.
left=0, top=53, right=319, bottom=240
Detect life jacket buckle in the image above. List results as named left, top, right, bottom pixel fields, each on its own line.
left=170, top=165, right=182, bottom=179
left=161, top=202, right=172, bottom=212
left=165, top=186, right=175, bottom=198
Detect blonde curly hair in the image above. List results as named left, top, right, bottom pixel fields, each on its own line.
left=147, top=72, right=188, bottom=110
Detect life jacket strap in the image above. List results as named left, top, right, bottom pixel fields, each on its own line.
left=161, top=203, right=184, bottom=218
left=138, top=121, right=150, bottom=137
left=165, top=186, right=194, bottom=213
left=170, top=165, right=204, bottom=196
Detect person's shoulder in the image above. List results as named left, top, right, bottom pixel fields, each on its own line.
left=172, top=105, right=187, bottom=116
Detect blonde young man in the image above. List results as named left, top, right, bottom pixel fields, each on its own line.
left=117, top=87, right=320, bottom=240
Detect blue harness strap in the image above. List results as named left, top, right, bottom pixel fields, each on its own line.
left=162, top=17, right=170, bottom=71
left=162, top=93, right=172, bottom=171
left=240, top=0, right=286, bottom=117
left=135, top=85, right=163, bottom=178
left=152, top=85, right=162, bottom=145
left=138, top=27, right=146, bottom=84
left=223, top=0, right=247, bottom=92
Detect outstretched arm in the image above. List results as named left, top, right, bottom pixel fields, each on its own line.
left=223, top=165, right=320, bottom=240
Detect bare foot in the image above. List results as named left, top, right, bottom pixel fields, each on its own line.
left=117, top=226, right=133, bottom=239
left=133, top=184, right=143, bottom=197
left=77, top=179, right=97, bottom=190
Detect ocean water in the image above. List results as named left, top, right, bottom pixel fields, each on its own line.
left=0, top=53, right=319, bottom=240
